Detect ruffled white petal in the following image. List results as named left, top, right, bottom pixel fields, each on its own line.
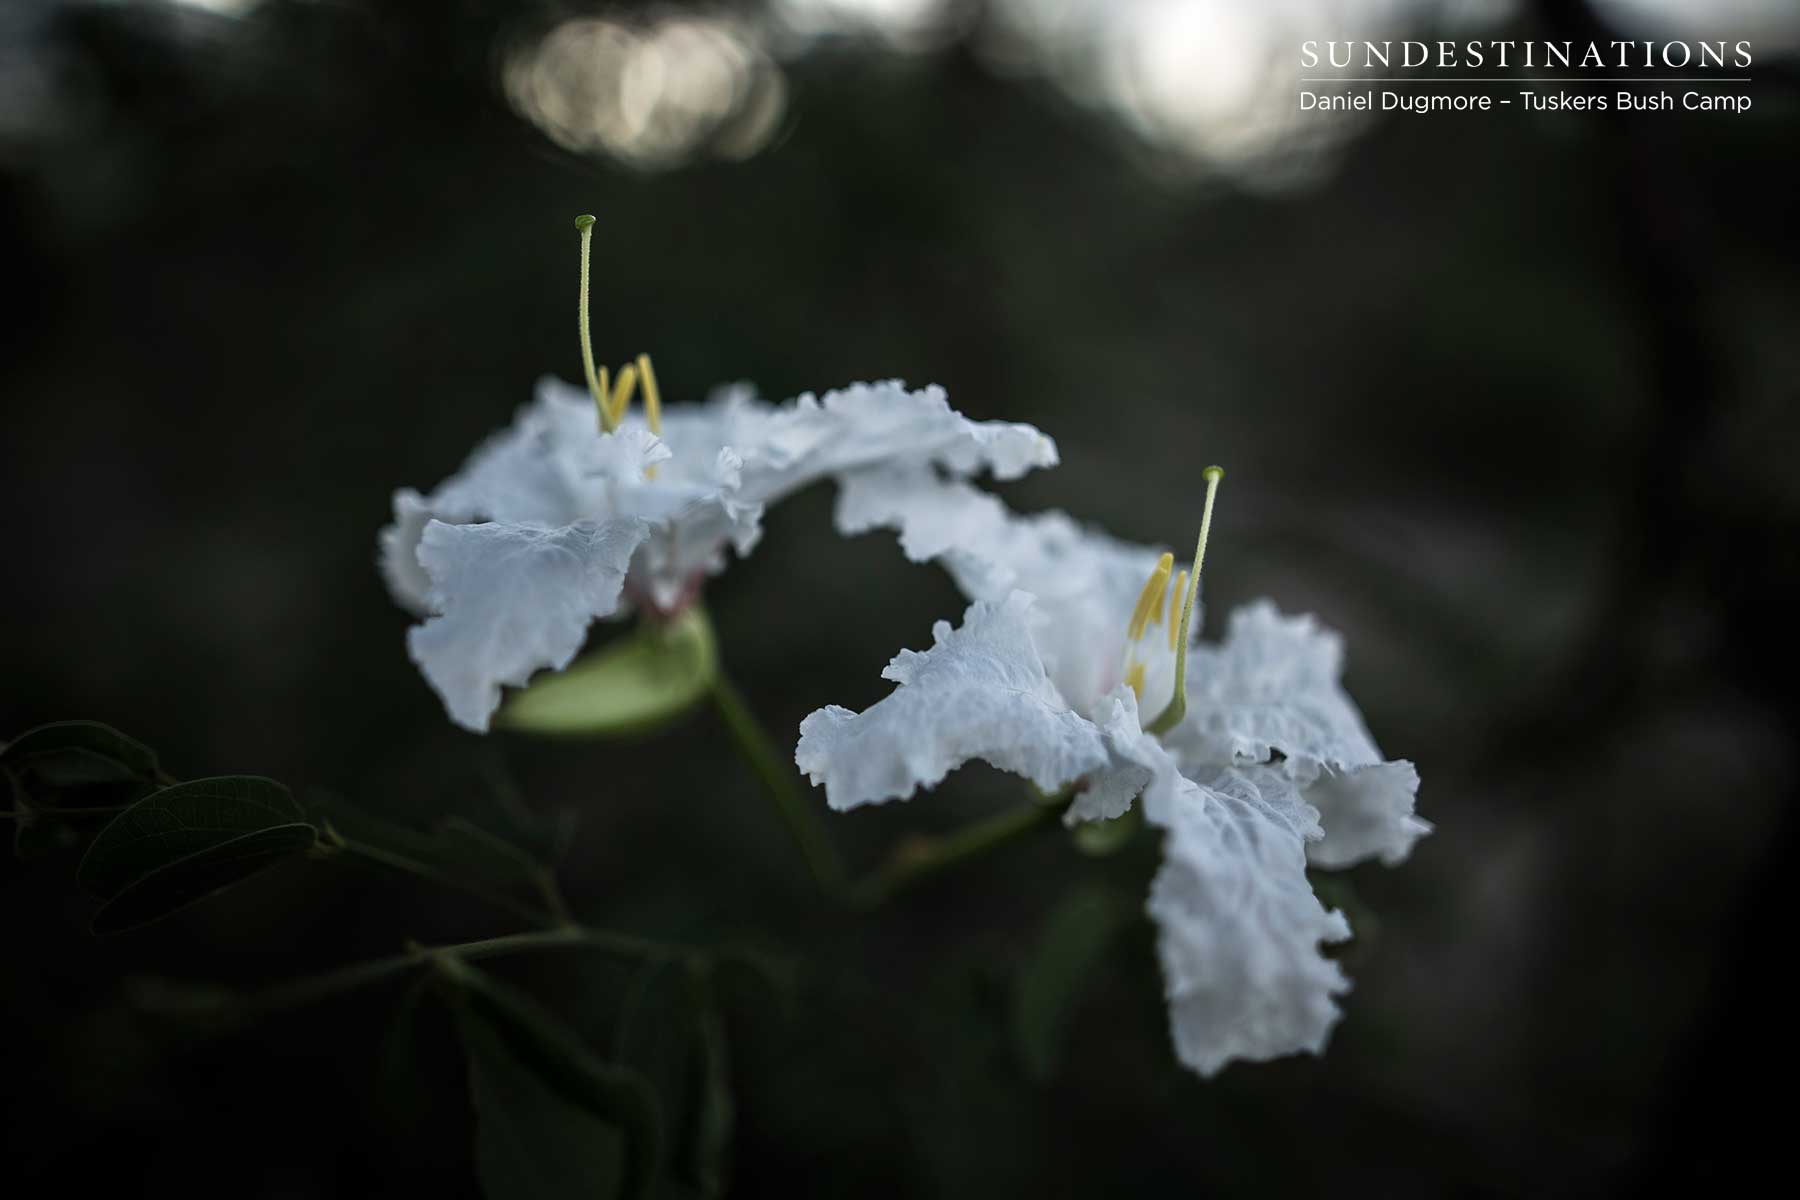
left=613, top=447, right=766, bottom=611
left=795, top=592, right=1114, bottom=811
left=1146, top=764, right=1351, bottom=1076
left=387, top=375, right=1057, bottom=620
left=717, top=380, right=1059, bottom=490
left=384, top=375, right=1057, bottom=730
left=1166, top=601, right=1429, bottom=868
left=377, top=388, right=666, bottom=612
left=834, top=467, right=1020, bottom=579
left=1169, top=601, right=1376, bottom=769
left=585, top=425, right=672, bottom=485
left=1303, top=760, right=1430, bottom=869
left=522, top=378, right=1057, bottom=600
left=834, top=468, right=1170, bottom=713
left=425, top=384, right=609, bottom=526
left=1062, top=685, right=1158, bottom=825
left=379, top=488, right=437, bottom=615
left=406, top=517, right=650, bottom=732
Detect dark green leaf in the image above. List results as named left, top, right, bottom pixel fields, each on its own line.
left=376, top=976, right=437, bottom=1139
left=611, top=959, right=698, bottom=1169
left=1011, top=885, right=1128, bottom=1083
left=498, top=608, right=716, bottom=737
left=76, top=776, right=315, bottom=932
left=453, top=965, right=662, bottom=1200
left=1, top=720, right=162, bottom=787
left=79, top=775, right=307, bottom=900
left=91, top=823, right=317, bottom=933
left=460, top=1007, right=627, bottom=1200
left=307, top=794, right=547, bottom=895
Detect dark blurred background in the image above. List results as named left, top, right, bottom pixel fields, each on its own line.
left=4, top=0, right=1797, bottom=1195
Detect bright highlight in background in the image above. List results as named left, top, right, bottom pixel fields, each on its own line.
left=505, top=13, right=787, bottom=168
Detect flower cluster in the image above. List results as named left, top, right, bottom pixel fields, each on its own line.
left=378, top=215, right=1427, bottom=1079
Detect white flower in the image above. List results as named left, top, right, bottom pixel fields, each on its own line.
left=1168, top=601, right=1429, bottom=869
left=380, top=377, right=1058, bottom=731
left=798, top=465, right=1426, bottom=1075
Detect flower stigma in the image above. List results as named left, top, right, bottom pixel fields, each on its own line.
left=1144, top=465, right=1224, bottom=737
left=575, top=214, right=665, bottom=459
left=575, top=213, right=612, bottom=431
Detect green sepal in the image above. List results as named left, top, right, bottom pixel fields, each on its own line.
left=1070, top=801, right=1143, bottom=856
left=498, top=608, right=717, bottom=738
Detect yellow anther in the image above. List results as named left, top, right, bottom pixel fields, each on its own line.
left=1167, top=569, right=1187, bottom=652
left=1124, top=660, right=1147, bottom=703
left=593, top=365, right=612, bottom=430
left=1126, top=553, right=1174, bottom=643
left=636, top=354, right=662, bottom=436
left=607, top=362, right=639, bottom=428
left=636, top=354, right=663, bottom=480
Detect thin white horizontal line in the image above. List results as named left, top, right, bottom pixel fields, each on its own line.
left=1299, top=77, right=1750, bottom=83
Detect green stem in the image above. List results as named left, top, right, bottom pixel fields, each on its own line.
left=325, top=830, right=557, bottom=927
left=852, top=802, right=1062, bottom=908
left=536, top=868, right=577, bottom=928
left=709, top=671, right=848, bottom=900
left=235, top=927, right=688, bottom=1014
left=438, top=814, right=579, bottom=929
left=0, top=804, right=130, bottom=820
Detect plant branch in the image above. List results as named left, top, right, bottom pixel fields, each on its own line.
left=535, top=868, right=577, bottom=928
left=322, top=828, right=558, bottom=927
left=0, top=804, right=131, bottom=820
left=852, top=801, right=1063, bottom=908
left=709, top=671, right=848, bottom=900
left=159, top=927, right=694, bottom=1017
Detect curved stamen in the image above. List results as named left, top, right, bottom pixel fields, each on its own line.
left=1127, top=553, right=1174, bottom=643
left=574, top=214, right=617, bottom=434
left=1120, top=552, right=1174, bottom=702
left=608, top=362, right=639, bottom=428
left=636, top=353, right=662, bottom=436
left=636, top=354, right=663, bottom=480
left=1146, top=465, right=1224, bottom=736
